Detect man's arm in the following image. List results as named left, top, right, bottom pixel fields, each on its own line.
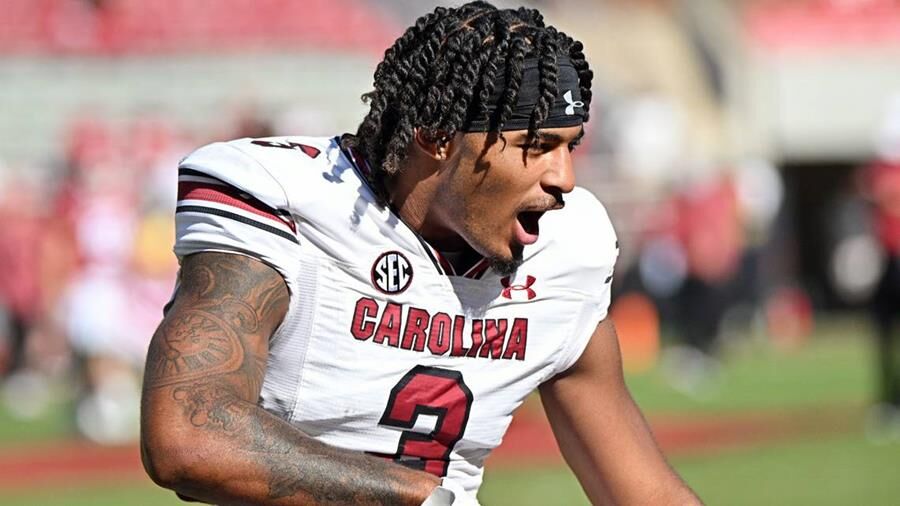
left=539, top=319, right=702, bottom=505
left=140, top=252, right=440, bottom=505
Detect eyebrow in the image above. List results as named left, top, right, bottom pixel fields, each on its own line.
left=532, top=128, right=584, bottom=143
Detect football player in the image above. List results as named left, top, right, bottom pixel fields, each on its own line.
left=140, top=2, right=702, bottom=504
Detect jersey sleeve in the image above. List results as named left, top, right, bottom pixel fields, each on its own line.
left=551, top=188, right=619, bottom=377
left=173, top=141, right=301, bottom=293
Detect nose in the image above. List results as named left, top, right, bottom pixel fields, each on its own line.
left=541, top=148, right=576, bottom=196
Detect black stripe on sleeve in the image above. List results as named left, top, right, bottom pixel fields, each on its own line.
left=177, top=167, right=292, bottom=219
left=176, top=205, right=300, bottom=245
left=178, top=167, right=217, bottom=179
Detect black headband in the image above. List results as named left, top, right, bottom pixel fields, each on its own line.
left=461, top=55, right=586, bottom=132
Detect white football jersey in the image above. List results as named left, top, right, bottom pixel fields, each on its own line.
left=173, top=135, right=618, bottom=499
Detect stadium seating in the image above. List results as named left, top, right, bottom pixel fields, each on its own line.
left=0, top=0, right=399, bottom=54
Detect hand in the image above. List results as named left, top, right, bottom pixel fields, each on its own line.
left=421, top=479, right=480, bottom=506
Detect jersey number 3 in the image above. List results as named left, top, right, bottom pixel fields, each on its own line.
left=378, top=365, right=473, bottom=477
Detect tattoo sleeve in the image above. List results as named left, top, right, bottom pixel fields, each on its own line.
left=141, top=252, right=439, bottom=506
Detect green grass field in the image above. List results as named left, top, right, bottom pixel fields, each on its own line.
left=628, top=317, right=876, bottom=415
left=1, top=316, right=897, bottom=505
left=481, top=431, right=900, bottom=506
left=2, top=430, right=896, bottom=506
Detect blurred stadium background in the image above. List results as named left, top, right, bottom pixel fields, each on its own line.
left=1, top=0, right=900, bottom=504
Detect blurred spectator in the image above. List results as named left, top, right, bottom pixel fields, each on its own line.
left=0, top=175, right=44, bottom=377
left=0, top=169, right=75, bottom=420
left=861, top=96, right=900, bottom=431
left=0, top=101, right=261, bottom=441
left=656, top=171, right=746, bottom=394
left=614, top=168, right=749, bottom=395
left=46, top=114, right=180, bottom=442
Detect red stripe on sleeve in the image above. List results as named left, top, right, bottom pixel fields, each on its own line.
left=177, top=182, right=295, bottom=233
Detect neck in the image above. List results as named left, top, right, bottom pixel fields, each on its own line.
left=388, top=153, right=467, bottom=251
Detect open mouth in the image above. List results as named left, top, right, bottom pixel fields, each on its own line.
left=514, top=210, right=545, bottom=245
left=518, top=211, right=543, bottom=235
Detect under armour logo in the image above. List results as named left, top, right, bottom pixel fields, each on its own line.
left=564, top=90, right=584, bottom=116
left=501, top=275, right=537, bottom=300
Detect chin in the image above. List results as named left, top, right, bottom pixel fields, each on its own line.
left=489, top=245, right=523, bottom=276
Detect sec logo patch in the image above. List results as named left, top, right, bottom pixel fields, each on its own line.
left=371, top=251, right=413, bottom=294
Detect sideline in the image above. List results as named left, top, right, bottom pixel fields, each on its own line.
left=488, top=406, right=862, bottom=467
left=0, top=407, right=862, bottom=490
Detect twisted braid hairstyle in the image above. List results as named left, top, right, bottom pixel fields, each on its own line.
left=342, top=1, right=593, bottom=203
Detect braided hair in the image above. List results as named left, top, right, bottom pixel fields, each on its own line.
left=342, top=1, right=593, bottom=203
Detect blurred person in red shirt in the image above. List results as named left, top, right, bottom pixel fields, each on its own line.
left=0, top=171, right=76, bottom=420
left=670, top=172, right=745, bottom=390
left=860, top=96, right=900, bottom=435
left=56, top=115, right=177, bottom=443
left=632, top=169, right=747, bottom=394
left=863, top=154, right=900, bottom=418
left=0, top=176, right=44, bottom=377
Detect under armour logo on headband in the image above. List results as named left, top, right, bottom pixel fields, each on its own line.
left=461, top=56, right=587, bottom=132
left=564, top=90, right=584, bottom=116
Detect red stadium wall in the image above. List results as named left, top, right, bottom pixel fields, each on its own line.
left=0, top=0, right=399, bottom=55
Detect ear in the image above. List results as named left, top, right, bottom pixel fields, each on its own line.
left=413, top=128, right=453, bottom=161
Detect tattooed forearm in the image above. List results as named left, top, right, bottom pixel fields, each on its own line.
left=250, top=414, right=416, bottom=505
left=171, top=382, right=428, bottom=505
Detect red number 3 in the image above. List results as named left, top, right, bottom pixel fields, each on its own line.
left=378, top=365, right=473, bottom=477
